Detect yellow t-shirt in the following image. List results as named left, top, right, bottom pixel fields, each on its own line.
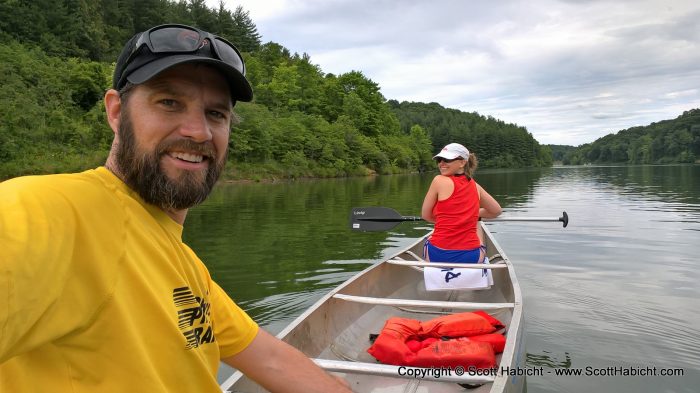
left=0, top=167, right=259, bottom=392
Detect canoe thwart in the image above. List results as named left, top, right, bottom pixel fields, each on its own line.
left=388, top=259, right=508, bottom=269
left=333, top=294, right=515, bottom=310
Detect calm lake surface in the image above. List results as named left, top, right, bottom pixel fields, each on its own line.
left=185, top=165, right=700, bottom=393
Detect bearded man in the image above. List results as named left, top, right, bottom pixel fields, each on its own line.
left=0, top=24, right=351, bottom=393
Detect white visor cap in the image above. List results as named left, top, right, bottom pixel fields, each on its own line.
left=433, top=143, right=470, bottom=160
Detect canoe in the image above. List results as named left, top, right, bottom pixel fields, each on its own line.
left=221, top=222, right=526, bottom=393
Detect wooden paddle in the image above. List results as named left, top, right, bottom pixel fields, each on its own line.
left=350, top=206, right=569, bottom=231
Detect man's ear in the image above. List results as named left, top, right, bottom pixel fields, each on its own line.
left=104, top=89, right=122, bottom=134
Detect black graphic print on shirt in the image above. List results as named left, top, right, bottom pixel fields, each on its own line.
left=172, top=286, right=216, bottom=349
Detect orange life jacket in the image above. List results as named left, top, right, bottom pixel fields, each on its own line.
left=367, top=311, right=506, bottom=369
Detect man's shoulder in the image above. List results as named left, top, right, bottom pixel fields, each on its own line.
left=1, top=168, right=118, bottom=209
left=3, top=168, right=94, bottom=189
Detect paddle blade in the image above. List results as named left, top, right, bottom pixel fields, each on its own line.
left=350, top=207, right=405, bottom=232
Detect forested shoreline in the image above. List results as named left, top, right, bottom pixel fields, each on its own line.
left=2, top=1, right=695, bottom=182
left=559, top=109, right=700, bottom=165
left=0, top=0, right=555, bottom=181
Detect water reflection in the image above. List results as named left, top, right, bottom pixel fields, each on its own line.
left=526, top=351, right=572, bottom=369
left=476, top=167, right=552, bottom=209
left=549, top=165, right=700, bottom=211
left=184, top=165, right=700, bottom=392
left=184, top=174, right=439, bottom=328
left=493, top=165, right=700, bottom=393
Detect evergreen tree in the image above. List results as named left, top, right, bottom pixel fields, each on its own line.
left=231, top=5, right=261, bottom=52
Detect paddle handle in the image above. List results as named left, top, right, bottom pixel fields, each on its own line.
left=485, top=211, right=569, bottom=227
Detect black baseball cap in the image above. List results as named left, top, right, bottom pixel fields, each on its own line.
left=112, top=24, right=253, bottom=103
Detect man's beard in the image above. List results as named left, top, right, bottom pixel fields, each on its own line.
left=114, top=114, right=227, bottom=211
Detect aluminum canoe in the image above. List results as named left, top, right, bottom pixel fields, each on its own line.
left=222, top=223, right=526, bottom=393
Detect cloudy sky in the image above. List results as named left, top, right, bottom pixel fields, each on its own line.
left=214, top=0, right=700, bottom=146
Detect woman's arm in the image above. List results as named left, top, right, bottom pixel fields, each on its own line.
left=477, top=183, right=502, bottom=219
left=421, top=176, right=445, bottom=223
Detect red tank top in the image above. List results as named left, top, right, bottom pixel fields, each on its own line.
left=430, top=175, right=480, bottom=249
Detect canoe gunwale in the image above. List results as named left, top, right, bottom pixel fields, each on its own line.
left=482, top=224, right=525, bottom=392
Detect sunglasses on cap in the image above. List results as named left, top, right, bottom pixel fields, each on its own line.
left=126, top=24, right=246, bottom=77
left=435, top=157, right=463, bottom=163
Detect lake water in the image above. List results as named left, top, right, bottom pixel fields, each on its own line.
left=185, top=165, right=700, bottom=393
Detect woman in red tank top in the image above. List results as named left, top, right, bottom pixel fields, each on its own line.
left=421, top=143, right=502, bottom=263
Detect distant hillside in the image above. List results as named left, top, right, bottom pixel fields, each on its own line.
left=389, top=100, right=552, bottom=168
left=0, top=0, right=552, bottom=180
left=547, top=144, right=577, bottom=163
left=563, top=109, right=700, bottom=165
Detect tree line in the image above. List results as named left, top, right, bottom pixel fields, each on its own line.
left=561, top=109, right=700, bottom=165
left=547, top=145, right=577, bottom=163
left=0, top=0, right=552, bottom=181
left=390, top=101, right=552, bottom=168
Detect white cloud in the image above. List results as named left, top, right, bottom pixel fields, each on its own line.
left=212, top=0, right=700, bottom=146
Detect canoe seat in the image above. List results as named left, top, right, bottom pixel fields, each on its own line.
left=333, top=294, right=515, bottom=310
left=388, top=250, right=508, bottom=269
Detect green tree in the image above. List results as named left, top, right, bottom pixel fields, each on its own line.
left=259, top=63, right=302, bottom=111
left=294, top=53, right=324, bottom=115
left=231, top=5, right=261, bottom=52
left=408, top=124, right=434, bottom=170
left=337, top=71, right=397, bottom=136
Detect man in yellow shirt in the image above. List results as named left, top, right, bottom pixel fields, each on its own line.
left=0, top=24, right=351, bottom=393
